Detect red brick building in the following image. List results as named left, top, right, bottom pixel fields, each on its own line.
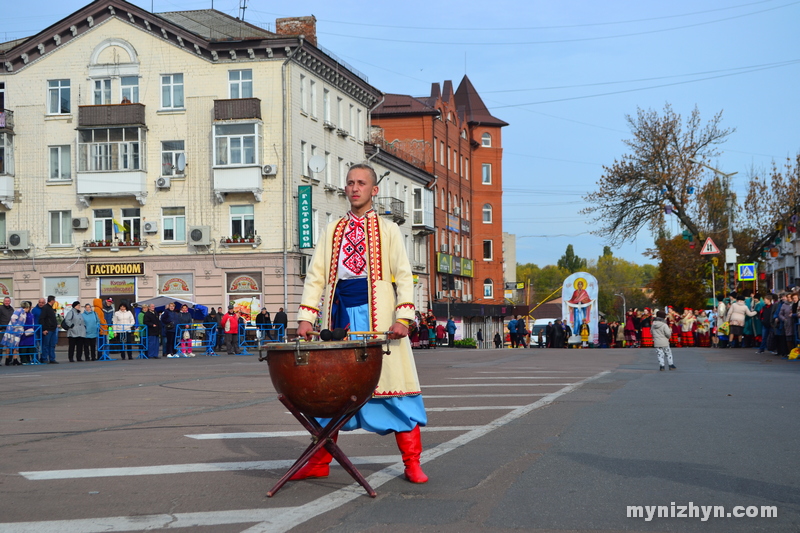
left=373, top=76, right=524, bottom=337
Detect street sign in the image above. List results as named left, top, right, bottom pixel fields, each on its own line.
left=700, top=237, right=721, bottom=255
left=737, top=263, right=756, bottom=281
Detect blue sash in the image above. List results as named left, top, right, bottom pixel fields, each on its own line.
left=331, top=278, right=368, bottom=330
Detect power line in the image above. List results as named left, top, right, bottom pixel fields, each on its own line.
left=491, top=60, right=800, bottom=108
left=249, top=0, right=776, bottom=31
left=315, top=1, right=799, bottom=46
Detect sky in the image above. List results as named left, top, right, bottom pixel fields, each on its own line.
left=3, top=0, right=799, bottom=268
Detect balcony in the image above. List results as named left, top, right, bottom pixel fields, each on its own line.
left=0, top=109, right=13, bottom=131
left=219, top=235, right=263, bottom=249
left=214, top=98, right=261, bottom=121
left=376, top=196, right=405, bottom=225
left=0, top=175, right=13, bottom=209
left=78, top=104, right=146, bottom=127
left=76, top=170, right=148, bottom=206
left=81, top=238, right=149, bottom=252
left=213, top=166, right=263, bottom=203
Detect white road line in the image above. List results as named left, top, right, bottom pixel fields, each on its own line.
left=186, top=426, right=483, bottom=440
left=426, top=406, right=522, bottom=411
left=20, top=457, right=400, bottom=481
left=6, top=371, right=610, bottom=533
left=424, top=383, right=574, bottom=388
left=425, top=393, right=547, bottom=398
left=447, top=376, right=590, bottom=380
left=242, top=371, right=612, bottom=533
left=476, top=370, right=594, bottom=374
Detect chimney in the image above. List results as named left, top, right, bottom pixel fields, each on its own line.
left=275, top=16, right=317, bottom=47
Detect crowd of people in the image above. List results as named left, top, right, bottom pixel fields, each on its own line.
left=0, top=295, right=290, bottom=365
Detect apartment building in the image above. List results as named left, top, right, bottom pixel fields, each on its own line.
left=0, top=0, right=386, bottom=322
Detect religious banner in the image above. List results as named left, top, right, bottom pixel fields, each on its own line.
left=298, top=185, right=313, bottom=249
left=561, top=272, right=599, bottom=345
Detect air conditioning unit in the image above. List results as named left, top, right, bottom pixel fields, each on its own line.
left=454, top=244, right=461, bottom=254
left=8, top=230, right=30, bottom=251
left=436, top=291, right=443, bottom=299
left=72, top=217, right=89, bottom=230
left=440, top=244, right=448, bottom=253
left=188, top=225, right=211, bottom=246
left=454, top=279, right=463, bottom=290
left=323, top=121, right=336, bottom=131
left=262, top=164, right=277, bottom=176
left=453, top=207, right=461, bottom=216
left=143, top=221, right=158, bottom=233
left=156, top=176, right=171, bottom=189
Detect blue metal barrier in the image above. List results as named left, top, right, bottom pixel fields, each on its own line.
left=0, top=323, right=43, bottom=364
left=100, top=325, right=146, bottom=360
left=174, top=323, right=218, bottom=357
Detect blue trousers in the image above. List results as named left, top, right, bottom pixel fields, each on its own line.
left=147, top=335, right=160, bottom=358
left=41, top=330, right=58, bottom=362
left=759, top=325, right=772, bottom=352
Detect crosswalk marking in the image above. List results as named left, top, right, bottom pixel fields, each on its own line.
left=424, top=383, right=574, bottom=388
left=186, top=426, right=484, bottom=440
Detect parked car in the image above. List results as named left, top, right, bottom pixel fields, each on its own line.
left=530, top=318, right=560, bottom=348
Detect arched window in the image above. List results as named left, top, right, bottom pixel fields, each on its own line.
left=482, top=203, right=492, bottom=223
left=481, top=132, right=492, bottom=147
left=483, top=278, right=493, bottom=298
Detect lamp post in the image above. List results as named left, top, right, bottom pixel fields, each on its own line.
left=614, top=292, right=626, bottom=320
left=689, top=158, right=738, bottom=293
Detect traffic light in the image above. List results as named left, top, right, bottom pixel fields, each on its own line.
left=441, top=274, right=450, bottom=291
left=728, top=271, right=736, bottom=293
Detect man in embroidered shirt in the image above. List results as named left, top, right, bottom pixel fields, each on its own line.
left=295, top=163, right=428, bottom=484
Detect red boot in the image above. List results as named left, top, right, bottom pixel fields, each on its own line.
left=395, top=425, right=428, bottom=483
left=289, top=433, right=337, bottom=481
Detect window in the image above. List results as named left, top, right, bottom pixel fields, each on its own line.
left=230, top=205, right=254, bottom=238
left=324, top=152, right=332, bottom=185
left=482, top=203, right=493, bottom=223
left=49, top=145, right=71, bottom=180
left=93, top=79, right=111, bottom=105
left=0, top=133, right=13, bottom=175
left=121, top=76, right=139, bottom=103
left=465, top=158, right=470, bottom=180
left=483, top=240, right=493, bottom=260
left=482, top=163, right=492, bottom=184
left=433, top=137, right=438, bottom=162
left=161, top=141, right=185, bottom=176
left=300, top=141, right=308, bottom=176
left=349, top=104, right=355, bottom=135
left=0, top=212, right=5, bottom=246
left=161, top=74, right=184, bottom=109
left=357, top=108, right=362, bottom=140
left=312, top=208, right=319, bottom=246
left=300, top=75, right=307, bottom=113
left=121, top=208, right=141, bottom=241
left=214, top=123, right=257, bottom=166
left=482, top=132, right=492, bottom=147
left=309, top=80, right=317, bottom=117
left=483, top=279, right=493, bottom=298
left=447, top=146, right=451, bottom=170
left=78, top=127, right=145, bottom=171
left=338, top=157, right=346, bottom=188
left=439, top=141, right=445, bottom=165
left=229, top=69, right=253, bottom=99
left=466, top=200, right=470, bottom=220
left=337, top=97, right=344, bottom=128
left=323, top=89, right=331, bottom=122
left=162, top=207, right=186, bottom=242
left=50, top=211, right=72, bottom=245
left=93, top=209, right=113, bottom=241
left=48, top=79, right=70, bottom=114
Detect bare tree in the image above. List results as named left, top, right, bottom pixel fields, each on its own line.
left=582, top=104, right=734, bottom=245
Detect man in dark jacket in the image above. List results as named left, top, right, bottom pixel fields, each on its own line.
left=757, top=294, right=775, bottom=354
left=274, top=307, right=288, bottom=341
left=143, top=304, right=161, bottom=359
left=160, top=302, right=178, bottom=357
left=40, top=295, right=59, bottom=363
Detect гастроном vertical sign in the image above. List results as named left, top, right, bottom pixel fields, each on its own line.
left=298, top=186, right=313, bottom=249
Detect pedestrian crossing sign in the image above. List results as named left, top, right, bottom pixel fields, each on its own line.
left=737, top=263, right=756, bottom=281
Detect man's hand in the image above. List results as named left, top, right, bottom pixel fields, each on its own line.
left=387, top=321, right=409, bottom=340
left=296, top=320, right=314, bottom=341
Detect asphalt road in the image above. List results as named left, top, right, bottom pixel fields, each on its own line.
left=1, top=344, right=798, bottom=532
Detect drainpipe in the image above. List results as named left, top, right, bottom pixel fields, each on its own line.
left=281, top=38, right=304, bottom=311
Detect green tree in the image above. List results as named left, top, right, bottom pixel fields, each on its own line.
left=586, top=255, right=655, bottom=322
left=557, top=244, right=587, bottom=273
